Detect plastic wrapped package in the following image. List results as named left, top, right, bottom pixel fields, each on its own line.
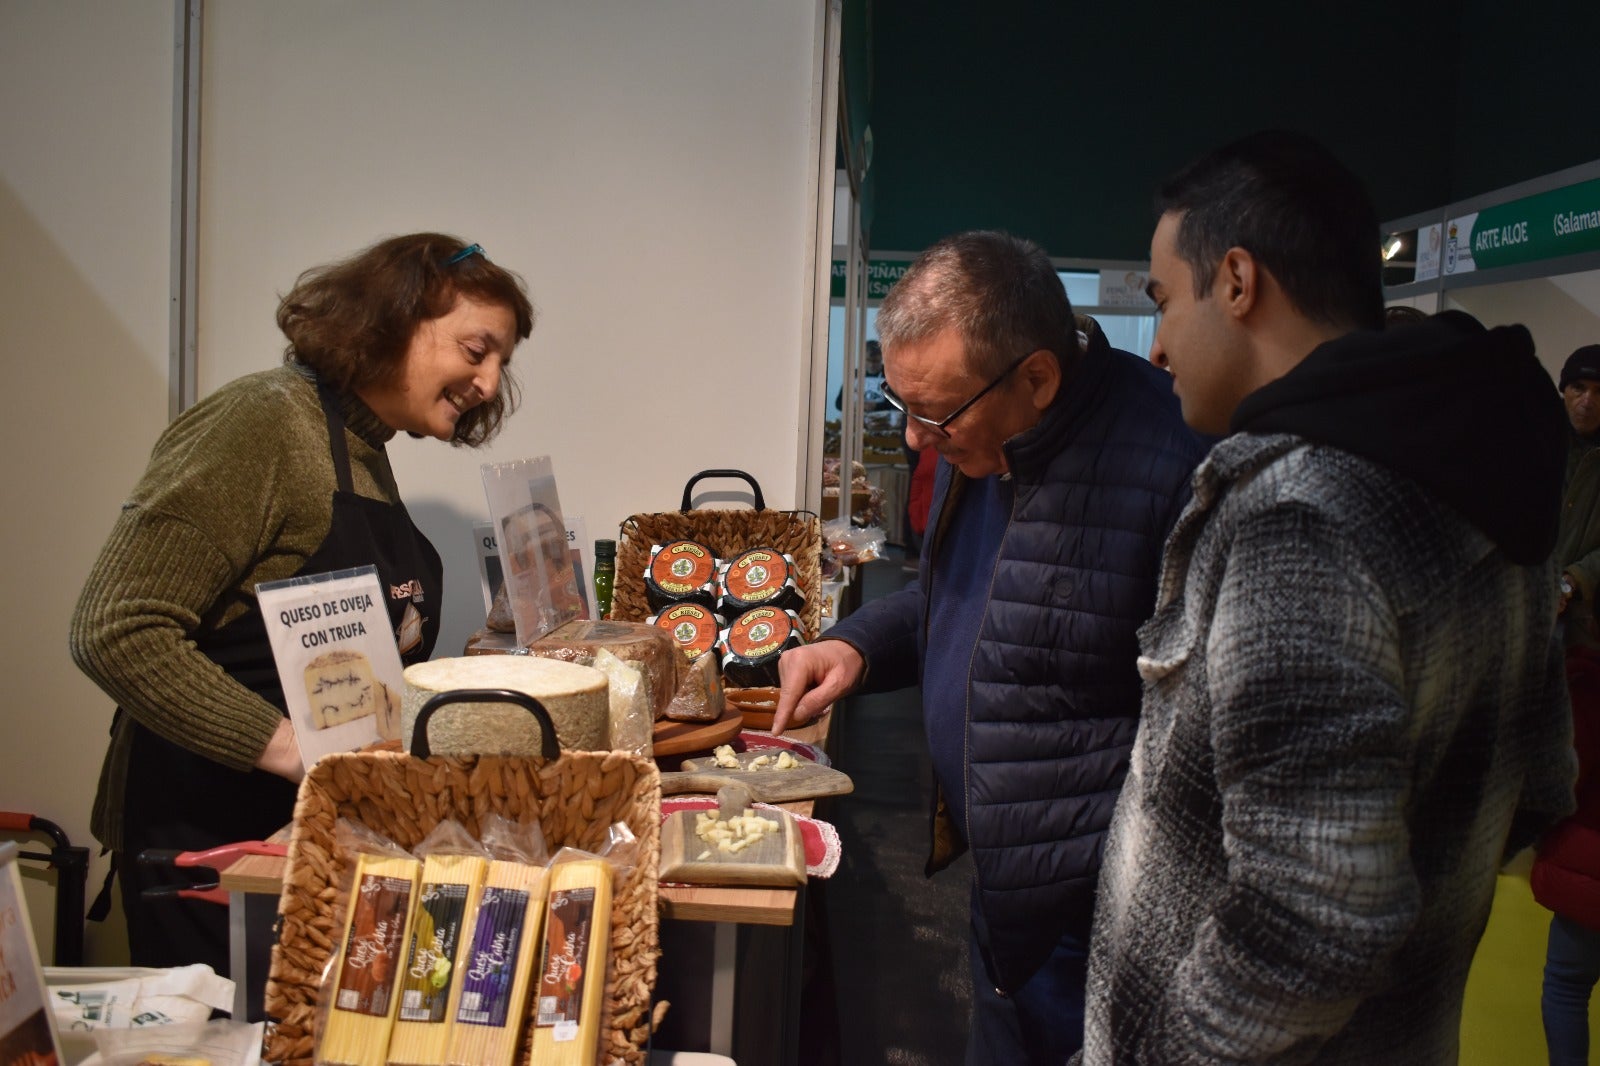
left=661, top=650, right=725, bottom=724
left=591, top=648, right=653, bottom=754
left=526, top=619, right=679, bottom=721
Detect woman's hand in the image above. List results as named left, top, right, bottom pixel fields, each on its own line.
left=255, top=718, right=305, bottom=784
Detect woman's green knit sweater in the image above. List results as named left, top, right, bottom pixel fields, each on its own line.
left=70, top=365, right=402, bottom=849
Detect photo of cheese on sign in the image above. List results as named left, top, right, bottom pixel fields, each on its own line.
left=304, top=648, right=379, bottom=730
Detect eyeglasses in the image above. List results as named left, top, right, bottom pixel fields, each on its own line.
left=881, top=350, right=1035, bottom=439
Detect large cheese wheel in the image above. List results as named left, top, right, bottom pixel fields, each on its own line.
left=401, top=655, right=610, bottom=755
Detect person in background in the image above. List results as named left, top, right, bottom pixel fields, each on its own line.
left=1076, top=130, right=1574, bottom=1065
left=836, top=337, right=891, bottom=414
left=1532, top=343, right=1600, bottom=1066
left=1383, top=302, right=1429, bottom=327
left=70, top=234, right=535, bottom=974
left=772, top=230, right=1206, bottom=1063
left=1554, top=345, right=1600, bottom=643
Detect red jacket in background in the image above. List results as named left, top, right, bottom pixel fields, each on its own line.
left=908, top=448, right=936, bottom=538
left=1533, top=648, right=1600, bottom=929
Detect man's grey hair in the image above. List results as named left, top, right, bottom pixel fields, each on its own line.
left=876, top=231, right=1079, bottom=379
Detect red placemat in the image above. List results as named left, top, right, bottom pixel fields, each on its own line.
left=660, top=797, right=841, bottom=878
left=734, top=729, right=830, bottom=767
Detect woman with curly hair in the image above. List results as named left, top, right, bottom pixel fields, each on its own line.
left=71, top=233, right=534, bottom=971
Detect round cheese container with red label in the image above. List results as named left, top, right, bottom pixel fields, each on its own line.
left=718, top=546, right=805, bottom=617
left=648, top=601, right=724, bottom=663
left=720, top=606, right=805, bottom=688
left=645, top=539, right=720, bottom=611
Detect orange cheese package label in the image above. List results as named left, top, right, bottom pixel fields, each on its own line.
left=648, top=602, right=723, bottom=664
left=644, top=539, right=720, bottom=611
left=718, top=547, right=805, bottom=617
left=720, top=607, right=805, bottom=688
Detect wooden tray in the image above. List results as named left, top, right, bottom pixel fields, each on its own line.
left=661, top=755, right=853, bottom=803
left=659, top=807, right=807, bottom=886
left=653, top=704, right=742, bottom=757
left=726, top=686, right=779, bottom=731
left=737, top=707, right=776, bottom=730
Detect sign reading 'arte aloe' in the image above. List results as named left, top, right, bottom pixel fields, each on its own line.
left=1445, top=176, right=1600, bottom=275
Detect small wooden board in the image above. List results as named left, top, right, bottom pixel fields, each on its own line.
left=660, top=756, right=854, bottom=803
left=653, top=705, right=743, bottom=758
left=658, top=808, right=807, bottom=887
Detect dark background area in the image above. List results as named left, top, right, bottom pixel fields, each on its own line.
left=847, top=1, right=1600, bottom=258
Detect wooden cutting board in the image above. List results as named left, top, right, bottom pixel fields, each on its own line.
left=652, top=704, right=743, bottom=757
left=660, top=750, right=853, bottom=802
left=658, top=807, right=807, bottom=886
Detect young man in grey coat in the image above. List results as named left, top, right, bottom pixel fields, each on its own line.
left=1076, top=131, right=1576, bottom=1064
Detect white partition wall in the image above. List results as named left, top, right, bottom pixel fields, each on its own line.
left=197, top=0, right=834, bottom=658
left=1, top=0, right=173, bottom=964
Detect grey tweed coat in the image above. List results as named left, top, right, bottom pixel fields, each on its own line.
left=1079, top=432, right=1575, bottom=1065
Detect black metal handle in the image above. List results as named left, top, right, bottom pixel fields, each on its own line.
left=410, top=688, right=560, bottom=761
left=680, top=469, right=765, bottom=512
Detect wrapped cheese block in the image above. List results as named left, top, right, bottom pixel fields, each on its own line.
left=527, top=619, right=678, bottom=720
left=718, top=546, right=806, bottom=617
left=484, top=584, right=516, bottom=633
left=720, top=607, right=805, bottom=688
left=401, top=656, right=610, bottom=754
left=590, top=648, right=652, bottom=755
left=446, top=860, right=548, bottom=1066
left=643, top=539, right=720, bottom=611
left=648, top=602, right=723, bottom=665
left=662, top=649, right=724, bottom=723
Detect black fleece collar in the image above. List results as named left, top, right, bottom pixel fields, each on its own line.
left=1232, top=310, right=1566, bottom=565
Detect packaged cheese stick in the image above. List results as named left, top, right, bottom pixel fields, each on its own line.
left=386, top=821, right=492, bottom=1066
left=444, top=815, right=551, bottom=1066
left=529, top=825, right=639, bottom=1065
left=317, top=820, right=422, bottom=1066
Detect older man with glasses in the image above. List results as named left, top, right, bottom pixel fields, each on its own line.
left=772, top=230, right=1206, bottom=1064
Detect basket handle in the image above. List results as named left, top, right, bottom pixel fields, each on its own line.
left=410, top=689, right=560, bottom=761
left=680, top=469, right=765, bottom=511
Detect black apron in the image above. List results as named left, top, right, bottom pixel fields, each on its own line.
left=117, top=381, right=443, bottom=975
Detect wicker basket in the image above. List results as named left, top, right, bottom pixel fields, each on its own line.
left=611, top=469, right=823, bottom=642
left=262, top=691, right=661, bottom=1066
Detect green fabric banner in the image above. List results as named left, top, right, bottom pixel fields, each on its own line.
left=1446, top=176, right=1600, bottom=275
left=831, top=259, right=913, bottom=301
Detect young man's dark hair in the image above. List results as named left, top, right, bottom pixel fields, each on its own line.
left=1154, top=130, right=1385, bottom=333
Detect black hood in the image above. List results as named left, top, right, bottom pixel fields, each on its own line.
left=1231, top=310, right=1566, bottom=565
